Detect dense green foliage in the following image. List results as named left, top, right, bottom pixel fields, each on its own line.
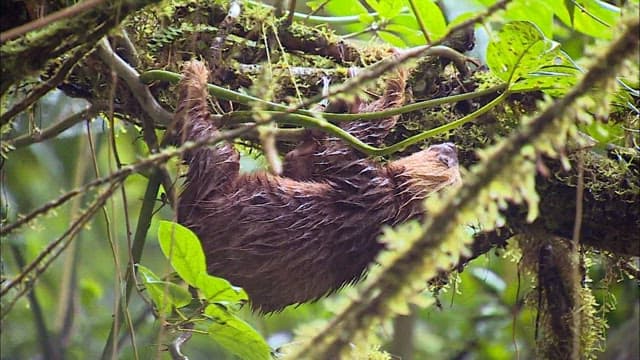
left=1, top=0, right=638, bottom=359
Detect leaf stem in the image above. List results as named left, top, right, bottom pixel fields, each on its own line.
left=139, top=69, right=506, bottom=121
left=407, top=0, right=431, bottom=44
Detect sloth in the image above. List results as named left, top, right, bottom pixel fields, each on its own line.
left=170, top=61, right=461, bottom=312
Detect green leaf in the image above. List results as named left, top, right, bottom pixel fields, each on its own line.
left=305, top=0, right=325, bottom=12
left=510, top=62, right=581, bottom=96
left=486, top=21, right=579, bottom=95
left=364, top=0, right=403, bottom=19
left=205, top=304, right=271, bottom=360
left=324, top=0, right=370, bottom=33
left=158, top=221, right=248, bottom=304
left=137, top=264, right=192, bottom=315
left=197, top=273, right=249, bottom=304
left=378, top=30, right=408, bottom=48
left=325, top=0, right=368, bottom=16
left=565, top=0, right=575, bottom=26
left=503, top=0, right=554, bottom=38
left=411, top=0, right=447, bottom=40
left=385, top=22, right=424, bottom=47
left=548, top=0, right=620, bottom=39
left=157, top=221, right=206, bottom=287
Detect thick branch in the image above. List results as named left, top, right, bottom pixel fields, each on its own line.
left=0, top=0, right=161, bottom=95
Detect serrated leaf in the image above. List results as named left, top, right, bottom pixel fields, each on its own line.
left=205, top=304, right=271, bottom=360
left=137, top=264, right=192, bottom=315
left=158, top=221, right=206, bottom=287
left=487, top=21, right=579, bottom=95
left=510, top=62, right=581, bottom=96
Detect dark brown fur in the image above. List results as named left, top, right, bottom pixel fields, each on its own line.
left=172, top=61, right=461, bottom=312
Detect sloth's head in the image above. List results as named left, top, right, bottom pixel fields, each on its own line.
left=392, top=143, right=462, bottom=197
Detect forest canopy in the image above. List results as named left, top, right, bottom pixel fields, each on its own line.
left=1, top=0, right=638, bottom=359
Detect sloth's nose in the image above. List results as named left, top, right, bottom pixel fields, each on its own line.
left=428, top=143, right=458, bottom=168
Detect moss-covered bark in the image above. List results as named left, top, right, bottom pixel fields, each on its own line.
left=0, top=0, right=162, bottom=96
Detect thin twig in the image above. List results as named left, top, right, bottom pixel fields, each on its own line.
left=10, top=244, right=61, bottom=360
left=1, top=180, right=123, bottom=318
left=0, top=123, right=254, bottom=239
left=54, top=131, right=92, bottom=352
left=5, top=106, right=98, bottom=149
left=140, top=45, right=485, bottom=118
left=0, top=43, right=93, bottom=127
left=97, top=34, right=175, bottom=199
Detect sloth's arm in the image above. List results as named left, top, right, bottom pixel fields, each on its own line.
left=283, top=67, right=408, bottom=180
left=170, top=61, right=240, bottom=222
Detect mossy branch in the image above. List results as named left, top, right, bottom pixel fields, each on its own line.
left=0, top=0, right=162, bottom=95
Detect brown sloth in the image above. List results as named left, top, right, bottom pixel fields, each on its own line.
left=171, top=61, right=461, bottom=312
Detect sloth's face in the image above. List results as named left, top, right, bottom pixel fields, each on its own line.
left=426, top=142, right=458, bottom=169
left=392, top=143, right=462, bottom=195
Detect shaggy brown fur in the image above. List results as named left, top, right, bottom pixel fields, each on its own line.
left=172, top=61, right=461, bottom=312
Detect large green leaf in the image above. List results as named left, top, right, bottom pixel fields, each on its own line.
left=364, top=0, right=403, bottom=19
left=197, top=273, right=249, bottom=304
left=158, top=221, right=248, bottom=304
left=157, top=220, right=206, bottom=287
left=486, top=21, right=579, bottom=95
left=548, top=0, right=620, bottom=39
left=137, top=264, right=192, bottom=315
left=323, top=0, right=368, bottom=15
left=205, top=304, right=271, bottom=360
left=503, top=0, right=554, bottom=38
left=410, top=0, right=446, bottom=41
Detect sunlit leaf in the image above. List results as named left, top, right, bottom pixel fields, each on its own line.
left=305, top=0, right=326, bottom=12
left=364, top=0, right=403, bottom=19
left=137, top=264, right=192, bottom=315
left=486, top=21, right=579, bottom=95
left=411, top=0, right=447, bottom=41
left=158, top=221, right=248, bottom=304
left=503, top=0, right=554, bottom=37
left=205, top=304, right=271, bottom=360
left=378, top=30, right=408, bottom=47
left=548, top=0, right=620, bottom=39
left=197, top=273, right=249, bottom=304
left=324, top=0, right=370, bottom=34
left=385, top=23, right=424, bottom=47
left=325, top=0, right=368, bottom=16
left=157, top=220, right=206, bottom=287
